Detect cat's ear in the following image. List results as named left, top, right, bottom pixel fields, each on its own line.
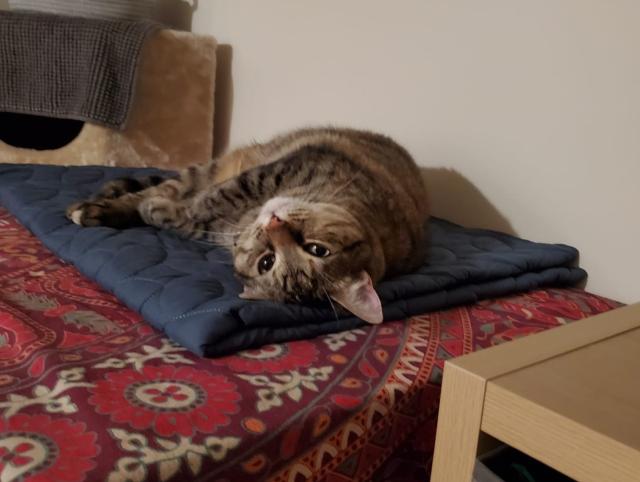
left=331, top=271, right=383, bottom=324
left=239, top=286, right=267, bottom=300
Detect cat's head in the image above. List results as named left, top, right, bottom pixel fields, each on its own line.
left=232, top=196, right=383, bottom=324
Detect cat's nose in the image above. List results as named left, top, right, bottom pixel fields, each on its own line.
left=265, top=214, right=284, bottom=231
left=265, top=214, right=295, bottom=247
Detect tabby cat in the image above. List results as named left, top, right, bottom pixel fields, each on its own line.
left=67, top=127, right=429, bottom=323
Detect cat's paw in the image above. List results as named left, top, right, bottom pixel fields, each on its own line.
left=139, top=196, right=185, bottom=229
left=66, top=200, right=108, bottom=226
left=66, top=200, right=137, bottom=228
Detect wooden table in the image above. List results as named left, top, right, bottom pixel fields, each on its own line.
left=430, top=302, right=640, bottom=482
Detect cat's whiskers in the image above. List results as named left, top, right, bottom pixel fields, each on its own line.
left=317, top=271, right=338, bottom=292
left=301, top=192, right=322, bottom=204
left=286, top=208, right=309, bottom=217
left=194, top=229, right=241, bottom=236
left=321, top=285, right=340, bottom=322
left=327, top=177, right=357, bottom=201
left=204, top=258, right=234, bottom=266
left=219, top=218, right=243, bottom=229
left=190, top=238, right=234, bottom=249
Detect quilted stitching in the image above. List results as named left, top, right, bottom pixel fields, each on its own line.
left=0, top=164, right=587, bottom=357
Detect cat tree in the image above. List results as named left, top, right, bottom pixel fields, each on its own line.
left=0, top=3, right=216, bottom=169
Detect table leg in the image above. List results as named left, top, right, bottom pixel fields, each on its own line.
left=430, top=362, right=487, bottom=482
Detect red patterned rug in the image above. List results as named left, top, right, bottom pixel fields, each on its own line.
left=0, top=208, right=619, bottom=481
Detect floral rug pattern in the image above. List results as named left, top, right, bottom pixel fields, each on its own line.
left=0, top=208, right=619, bottom=481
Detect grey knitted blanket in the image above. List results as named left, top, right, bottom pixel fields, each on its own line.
left=0, top=10, right=159, bottom=129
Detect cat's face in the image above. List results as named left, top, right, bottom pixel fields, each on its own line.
left=232, top=196, right=383, bottom=323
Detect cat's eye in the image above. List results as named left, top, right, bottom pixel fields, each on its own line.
left=258, top=253, right=276, bottom=274
left=303, top=243, right=331, bottom=257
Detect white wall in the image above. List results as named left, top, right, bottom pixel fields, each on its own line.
left=192, top=1, right=640, bottom=303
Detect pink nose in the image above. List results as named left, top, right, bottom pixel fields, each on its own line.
left=266, top=214, right=284, bottom=231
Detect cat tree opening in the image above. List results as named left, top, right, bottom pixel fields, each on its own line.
left=0, top=112, right=85, bottom=150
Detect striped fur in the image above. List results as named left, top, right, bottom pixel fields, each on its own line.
left=67, top=127, right=429, bottom=320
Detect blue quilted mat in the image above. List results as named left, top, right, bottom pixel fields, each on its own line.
left=0, top=164, right=587, bottom=357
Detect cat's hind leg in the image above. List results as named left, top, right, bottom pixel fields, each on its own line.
left=66, top=163, right=213, bottom=230
left=66, top=175, right=167, bottom=228
left=67, top=193, right=145, bottom=228
left=67, top=175, right=196, bottom=231
left=92, top=175, right=166, bottom=199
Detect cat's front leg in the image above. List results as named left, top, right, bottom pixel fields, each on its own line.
left=138, top=196, right=194, bottom=233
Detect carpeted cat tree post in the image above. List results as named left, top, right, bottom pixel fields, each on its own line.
left=0, top=2, right=216, bottom=169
